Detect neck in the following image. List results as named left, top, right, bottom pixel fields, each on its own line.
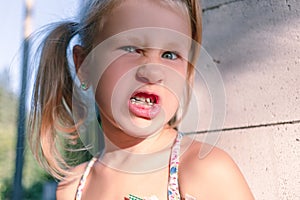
left=97, top=117, right=178, bottom=173
left=100, top=117, right=177, bottom=154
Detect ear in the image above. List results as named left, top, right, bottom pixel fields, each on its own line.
left=73, top=45, right=86, bottom=72
left=73, top=45, right=88, bottom=82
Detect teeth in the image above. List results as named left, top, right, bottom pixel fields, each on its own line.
left=146, top=98, right=151, bottom=103
left=130, top=96, right=154, bottom=105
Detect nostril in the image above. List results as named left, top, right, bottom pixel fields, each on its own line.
left=136, top=75, right=150, bottom=83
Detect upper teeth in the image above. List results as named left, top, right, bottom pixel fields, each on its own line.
left=131, top=97, right=154, bottom=105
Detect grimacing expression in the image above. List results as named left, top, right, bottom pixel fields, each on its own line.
left=78, top=0, right=193, bottom=137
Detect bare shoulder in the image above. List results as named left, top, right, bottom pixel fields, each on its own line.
left=56, top=162, right=88, bottom=200
left=179, top=135, right=255, bottom=200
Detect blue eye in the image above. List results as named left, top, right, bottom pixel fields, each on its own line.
left=121, top=46, right=140, bottom=53
left=162, top=51, right=178, bottom=60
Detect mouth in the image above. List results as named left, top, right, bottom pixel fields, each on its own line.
left=128, top=92, right=161, bottom=119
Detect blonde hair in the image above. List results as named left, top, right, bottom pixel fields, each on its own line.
left=28, top=0, right=202, bottom=179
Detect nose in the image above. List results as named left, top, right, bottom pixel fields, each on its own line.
left=136, top=64, right=164, bottom=84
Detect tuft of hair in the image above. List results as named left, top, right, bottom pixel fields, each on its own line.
left=28, top=21, right=88, bottom=179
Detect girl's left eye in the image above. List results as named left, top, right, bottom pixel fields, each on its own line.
left=161, top=51, right=179, bottom=60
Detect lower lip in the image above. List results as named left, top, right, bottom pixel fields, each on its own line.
left=128, top=101, right=161, bottom=119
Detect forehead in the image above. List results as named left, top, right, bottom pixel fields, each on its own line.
left=97, top=0, right=191, bottom=43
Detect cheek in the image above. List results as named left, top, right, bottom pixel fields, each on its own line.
left=171, top=61, right=189, bottom=84
left=95, top=61, right=126, bottom=107
left=165, top=62, right=188, bottom=94
left=166, top=92, right=180, bottom=112
left=182, top=61, right=189, bottom=76
left=95, top=58, right=139, bottom=113
left=166, top=64, right=189, bottom=115
left=95, top=75, right=113, bottom=106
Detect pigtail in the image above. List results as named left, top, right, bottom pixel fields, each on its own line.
left=28, top=21, right=82, bottom=179
left=169, top=0, right=203, bottom=128
left=187, top=0, right=202, bottom=84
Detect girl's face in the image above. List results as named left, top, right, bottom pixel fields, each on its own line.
left=84, top=0, right=192, bottom=137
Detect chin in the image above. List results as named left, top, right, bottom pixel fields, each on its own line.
left=115, top=113, right=166, bottom=138
left=130, top=116, right=154, bottom=128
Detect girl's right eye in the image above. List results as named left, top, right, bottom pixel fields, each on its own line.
left=120, top=46, right=141, bottom=53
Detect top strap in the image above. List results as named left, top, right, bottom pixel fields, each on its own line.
left=75, top=156, right=98, bottom=200
left=167, top=132, right=183, bottom=200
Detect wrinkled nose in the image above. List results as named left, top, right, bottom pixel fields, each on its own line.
left=136, top=65, right=164, bottom=84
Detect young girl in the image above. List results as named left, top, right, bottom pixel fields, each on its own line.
left=29, top=0, right=255, bottom=199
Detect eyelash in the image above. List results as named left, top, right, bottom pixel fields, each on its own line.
left=120, top=46, right=180, bottom=60
left=120, top=46, right=142, bottom=53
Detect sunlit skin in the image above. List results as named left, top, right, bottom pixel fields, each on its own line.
left=75, top=0, right=191, bottom=150
left=57, top=0, right=255, bottom=199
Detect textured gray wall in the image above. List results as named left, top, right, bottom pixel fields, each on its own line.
left=198, top=0, right=300, bottom=199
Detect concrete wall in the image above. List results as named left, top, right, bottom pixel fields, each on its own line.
left=198, top=0, right=300, bottom=199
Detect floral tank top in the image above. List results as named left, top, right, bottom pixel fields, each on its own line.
left=75, top=133, right=196, bottom=200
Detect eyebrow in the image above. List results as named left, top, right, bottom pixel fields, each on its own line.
left=109, top=35, right=143, bottom=46
left=162, top=41, right=191, bottom=51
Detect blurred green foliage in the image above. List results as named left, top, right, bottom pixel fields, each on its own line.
left=0, top=80, right=93, bottom=199
left=0, top=84, right=18, bottom=199
left=0, top=83, right=54, bottom=199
